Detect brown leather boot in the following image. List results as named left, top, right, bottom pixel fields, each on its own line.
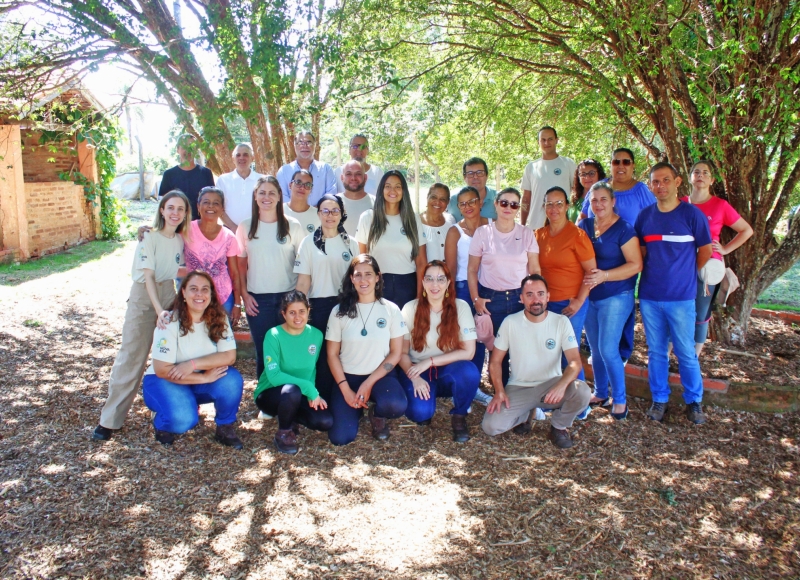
left=273, top=429, right=298, bottom=455
left=215, top=423, right=244, bottom=450
left=368, top=405, right=390, bottom=441
left=451, top=414, right=470, bottom=443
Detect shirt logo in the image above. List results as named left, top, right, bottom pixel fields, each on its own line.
left=157, top=338, right=170, bottom=354
left=308, top=344, right=317, bottom=355
left=278, top=236, right=288, bottom=245
left=139, top=248, right=147, bottom=261
left=265, top=355, right=272, bottom=364
left=307, top=224, right=314, bottom=232
left=294, top=260, right=301, bottom=267
left=175, top=253, right=181, bottom=264
left=376, top=318, right=387, bottom=328
left=400, top=228, right=407, bottom=236
left=568, top=335, right=575, bottom=343
left=342, top=252, right=351, bottom=261
left=554, top=168, right=562, bottom=176
left=545, top=338, right=556, bottom=350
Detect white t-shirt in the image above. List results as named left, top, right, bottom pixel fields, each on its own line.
left=284, top=205, right=320, bottom=236
left=236, top=217, right=305, bottom=294
left=356, top=211, right=427, bottom=274
left=338, top=193, right=375, bottom=237
left=494, top=311, right=577, bottom=387
left=215, top=170, right=264, bottom=227
left=334, top=164, right=384, bottom=195
left=521, top=156, right=577, bottom=230
left=326, top=299, right=406, bottom=375
left=401, top=299, right=477, bottom=363
left=145, top=317, right=236, bottom=375
left=421, top=215, right=455, bottom=262
left=131, top=230, right=184, bottom=283
left=294, top=233, right=360, bottom=298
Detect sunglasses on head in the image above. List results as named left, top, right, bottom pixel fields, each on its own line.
left=611, top=158, right=633, bottom=166
left=497, top=199, right=521, bottom=209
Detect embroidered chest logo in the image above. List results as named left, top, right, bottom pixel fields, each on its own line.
left=554, top=168, right=562, bottom=176
left=278, top=236, right=288, bottom=245
left=308, top=344, right=317, bottom=355
left=342, top=252, right=351, bottom=261
left=306, top=224, right=314, bottom=232
left=158, top=338, right=170, bottom=354
left=400, top=228, right=406, bottom=236
left=175, top=253, right=181, bottom=264
left=376, top=318, right=387, bottom=328
left=545, top=338, right=556, bottom=350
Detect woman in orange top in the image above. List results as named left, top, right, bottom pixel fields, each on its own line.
left=535, top=186, right=596, bottom=381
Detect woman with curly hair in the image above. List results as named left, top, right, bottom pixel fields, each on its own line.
left=571, top=159, right=606, bottom=223
left=142, top=271, right=244, bottom=449
left=398, top=261, right=480, bottom=442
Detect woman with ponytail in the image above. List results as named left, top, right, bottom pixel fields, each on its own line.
left=399, top=261, right=481, bottom=442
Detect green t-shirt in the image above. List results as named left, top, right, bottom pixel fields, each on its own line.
left=254, top=325, right=323, bottom=401
left=567, top=197, right=584, bottom=223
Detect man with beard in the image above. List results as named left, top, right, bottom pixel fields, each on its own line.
left=276, top=130, right=337, bottom=206
left=482, top=274, right=591, bottom=448
left=158, top=134, right=215, bottom=220
left=336, top=160, right=375, bottom=236
left=334, top=134, right=383, bottom=195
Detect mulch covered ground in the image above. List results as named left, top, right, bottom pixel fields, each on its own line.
left=0, top=242, right=798, bottom=579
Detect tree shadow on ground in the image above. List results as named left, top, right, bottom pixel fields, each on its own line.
left=0, top=308, right=798, bottom=578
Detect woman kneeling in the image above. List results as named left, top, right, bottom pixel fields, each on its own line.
left=254, top=291, right=333, bottom=455
left=399, top=261, right=481, bottom=441
left=143, top=271, right=244, bottom=448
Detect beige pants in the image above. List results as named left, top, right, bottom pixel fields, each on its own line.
left=482, top=376, right=592, bottom=435
left=99, top=280, right=176, bottom=429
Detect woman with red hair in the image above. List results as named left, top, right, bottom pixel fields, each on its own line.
left=399, top=261, right=481, bottom=442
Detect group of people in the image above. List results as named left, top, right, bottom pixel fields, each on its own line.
left=92, top=126, right=753, bottom=454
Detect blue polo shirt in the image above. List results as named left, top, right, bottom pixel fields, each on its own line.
left=276, top=159, right=337, bottom=206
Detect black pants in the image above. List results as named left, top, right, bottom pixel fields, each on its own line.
left=255, top=385, right=333, bottom=431
left=309, top=296, right=339, bottom=399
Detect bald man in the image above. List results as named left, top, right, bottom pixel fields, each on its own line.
left=336, top=160, right=375, bottom=236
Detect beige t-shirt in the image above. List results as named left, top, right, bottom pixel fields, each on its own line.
left=294, top=233, right=360, bottom=298
left=401, top=299, right=477, bottom=363
left=326, top=299, right=406, bottom=375
left=236, top=217, right=305, bottom=294
left=494, top=310, right=577, bottom=387
left=131, top=230, right=185, bottom=283
left=145, top=317, right=236, bottom=374
left=338, top=193, right=375, bottom=237
left=356, top=211, right=427, bottom=274
left=284, top=206, right=320, bottom=236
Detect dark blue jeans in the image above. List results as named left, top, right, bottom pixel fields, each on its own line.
left=478, top=283, right=523, bottom=386
left=547, top=298, right=589, bottom=381
left=618, top=275, right=639, bottom=360
left=255, top=384, right=333, bottom=431
left=309, top=296, right=340, bottom=399
left=328, top=370, right=407, bottom=446
left=142, top=368, right=243, bottom=433
left=399, top=360, right=481, bottom=422
left=455, top=281, right=486, bottom=372
left=246, top=291, right=285, bottom=379
left=382, top=272, right=417, bottom=309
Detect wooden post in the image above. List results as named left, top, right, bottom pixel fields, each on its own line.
left=413, top=132, right=421, bottom=211
left=334, top=137, right=342, bottom=168
left=496, top=166, right=501, bottom=192
left=136, top=136, right=145, bottom=201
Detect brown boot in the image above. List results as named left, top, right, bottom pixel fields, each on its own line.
left=548, top=425, right=574, bottom=449
left=215, top=423, right=244, bottom=450
left=451, top=414, right=470, bottom=443
left=368, top=405, right=390, bottom=441
left=512, top=411, right=533, bottom=435
left=273, top=429, right=298, bottom=455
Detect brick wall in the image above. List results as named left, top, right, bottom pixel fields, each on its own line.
left=21, top=131, right=78, bottom=183
left=25, top=182, right=97, bottom=257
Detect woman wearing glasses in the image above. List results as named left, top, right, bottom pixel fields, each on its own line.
left=468, top=188, right=540, bottom=386
left=357, top=170, right=427, bottom=308
left=536, top=186, right=596, bottom=382
left=284, top=169, right=321, bottom=235
left=326, top=255, right=407, bottom=445
left=237, top=176, right=305, bottom=380
left=399, top=261, right=480, bottom=442
left=572, top=159, right=606, bottom=223
left=419, top=183, right=455, bottom=262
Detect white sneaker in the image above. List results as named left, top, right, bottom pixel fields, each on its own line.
left=472, top=390, right=494, bottom=406
left=534, top=408, right=547, bottom=421
left=257, top=411, right=274, bottom=420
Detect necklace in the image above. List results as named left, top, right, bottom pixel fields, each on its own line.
left=358, top=301, right=377, bottom=336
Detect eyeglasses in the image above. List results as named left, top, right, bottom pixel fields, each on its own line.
left=457, top=197, right=480, bottom=209
left=497, top=199, right=521, bottom=209
left=611, top=159, right=633, bottom=166
left=579, top=171, right=598, bottom=178
left=464, top=170, right=487, bottom=178
left=423, top=275, right=448, bottom=284
left=291, top=180, right=313, bottom=189
left=543, top=201, right=566, bottom=209
left=319, top=208, right=341, bottom=216
left=296, top=140, right=314, bottom=147
left=350, top=143, right=367, bottom=150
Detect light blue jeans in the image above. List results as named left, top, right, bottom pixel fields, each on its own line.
left=639, top=299, right=704, bottom=404
left=584, top=291, right=634, bottom=405
left=142, top=367, right=244, bottom=433
left=547, top=298, right=589, bottom=381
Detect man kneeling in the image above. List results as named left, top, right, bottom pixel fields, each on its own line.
left=482, top=274, right=591, bottom=448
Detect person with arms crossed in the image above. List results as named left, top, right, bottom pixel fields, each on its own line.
left=636, top=162, right=712, bottom=424
left=482, top=275, right=592, bottom=449
left=521, top=126, right=576, bottom=231
left=158, top=134, right=215, bottom=220
left=334, top=134, right=383, bottom=195
left=276, top=130, right=337, bottom=206
left=447, top=157, right=498, bottom=221
left=216, top=143, right=263, bottom=230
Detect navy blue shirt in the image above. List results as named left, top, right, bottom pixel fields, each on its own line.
left=579, top=217, right=637, bottom=301
left=635, top=202, right=712, bottom=302
left=159, top=165, right=215, bottom=220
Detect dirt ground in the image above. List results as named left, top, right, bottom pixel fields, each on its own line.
left=1, top=241, right=798, bottom=579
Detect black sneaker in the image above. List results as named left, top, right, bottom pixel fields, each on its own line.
left=274, top=429, right=298, bottom=455
left=686, top=402, right=707, bottom=425
left=154, top=429, right=176, bottom=446
left=92, top=425, right=115, bottom=441
left=646, top=402, right=668, bottom=422
left=215, top=424, right=244, bottom=449
left=548, top=426, right=574, bottom=449
left=512, top=412, right=533, bottom=435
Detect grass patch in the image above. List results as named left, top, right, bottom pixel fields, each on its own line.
left=754, top=303, right=800, bottom=313
left=757, top=259, right=800, bottom=309
left=0, top=240, right=127, bottom=286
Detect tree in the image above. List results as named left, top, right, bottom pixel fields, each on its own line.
left=0, top=0, right=339, bottom=174
left=333, top=0, right=800, bottom=342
